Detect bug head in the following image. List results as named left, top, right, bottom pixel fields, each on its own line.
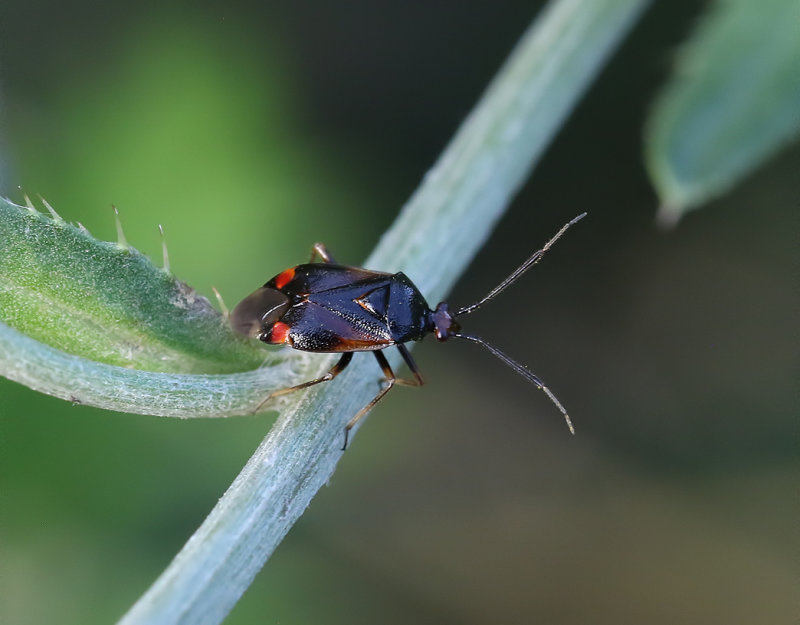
left=430, top=302, right=461, bottom=341
left=231, top=286, right=290, bottom=338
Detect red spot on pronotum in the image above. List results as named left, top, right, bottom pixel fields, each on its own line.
left=274, top=268, right=295, bottom=289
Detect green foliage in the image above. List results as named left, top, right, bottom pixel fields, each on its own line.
left=3, top=3, right=796, bottom=625
left=0, top=197, right=265, bottom=373
left=646, top=0, right=800, bottom=222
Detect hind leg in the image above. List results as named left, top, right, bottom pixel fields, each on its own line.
left=253, top=352, right=353, bottom=413
left=310, top=242, right=337, bottom=264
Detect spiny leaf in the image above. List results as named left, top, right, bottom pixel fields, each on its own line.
left=0, top=197, right=266, bottom=373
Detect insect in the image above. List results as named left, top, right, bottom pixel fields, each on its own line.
left=232, top=213, right=586, bottom=449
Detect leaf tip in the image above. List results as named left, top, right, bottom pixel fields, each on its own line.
left=655, top=203, right=683, bottom=230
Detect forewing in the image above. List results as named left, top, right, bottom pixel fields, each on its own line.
left=283, top=287, right=396, bottom=352
left=274, top=264, right=389, bottom=295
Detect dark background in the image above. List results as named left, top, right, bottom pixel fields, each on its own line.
left=1, top=1, right=796, bottom=623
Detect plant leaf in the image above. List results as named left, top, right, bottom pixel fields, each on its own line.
left=0, top=197, right=266, bottom=373
left=645, top=0, right=800, bottom=223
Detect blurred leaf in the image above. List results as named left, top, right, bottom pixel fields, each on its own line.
left=0, top=197, right=265, bottom=373
left=8, top=17, right=368, bottom=295
left=645, top=0, right=800, bottom=223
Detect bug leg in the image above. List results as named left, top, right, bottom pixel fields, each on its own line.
left=310, top=242, right=338, bottom=264
left=394, top=343, right=424, bottom=387
left=342, top=348, right=422, bottom=449
left=253, top=352, right=353, bottom=414
left=343, top=351, right=397, bottom=449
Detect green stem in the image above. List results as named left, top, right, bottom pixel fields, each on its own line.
left=72, top=0, right=646, bottom=622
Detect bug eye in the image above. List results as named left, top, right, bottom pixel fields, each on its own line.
left=231, top=287, right=291, bottom=337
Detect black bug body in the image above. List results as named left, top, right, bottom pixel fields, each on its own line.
left=232, top=214, right=586, bottom=448
left=258, top=264, right=430, bottom=351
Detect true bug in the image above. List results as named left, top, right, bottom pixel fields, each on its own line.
left=232, top=213, right=586, bottom=449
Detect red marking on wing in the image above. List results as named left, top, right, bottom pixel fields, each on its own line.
left=269, top=321, right=292, bottom=344
left=274, top=267, right=296, bottom=290
left=333, top=337, right=394, bottom=351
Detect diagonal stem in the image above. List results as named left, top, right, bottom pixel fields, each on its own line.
left=112, top=1, right=650, bottom=623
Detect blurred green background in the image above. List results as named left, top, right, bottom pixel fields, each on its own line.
left=1, top=2, right=796, bottom=624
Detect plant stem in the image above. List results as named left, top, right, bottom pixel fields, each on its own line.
left=115, top=0, right=648, bottom=622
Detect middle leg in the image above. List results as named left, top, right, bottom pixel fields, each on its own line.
left=342, top=346, right=423, bottom=449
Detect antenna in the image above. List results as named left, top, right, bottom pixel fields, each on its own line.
left=443, top=213, right=586, bottom=433
left=456, top=212, right=586, bottom=317
left=454, top=332, right=575, bottom=434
